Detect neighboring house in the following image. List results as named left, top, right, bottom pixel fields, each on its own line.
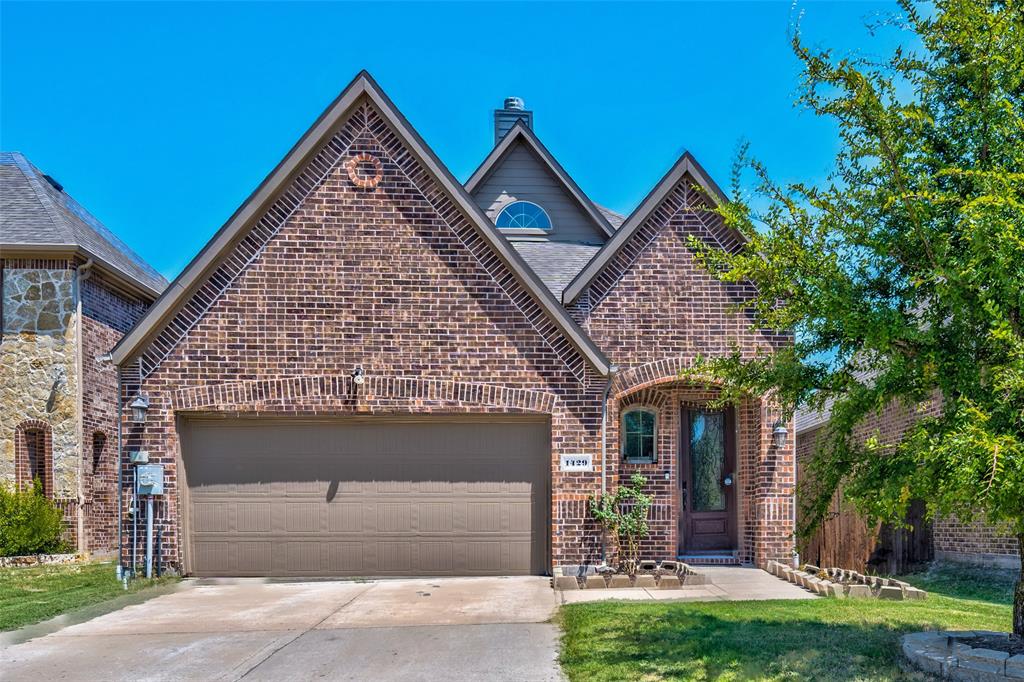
left=796, top=399, right=1020, bottom=570
left=109, top=72, right=794, bottom=578
left=0, top=152, right=167, bottom=553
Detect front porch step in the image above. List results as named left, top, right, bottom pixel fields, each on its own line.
left=678, top=553, right=741, bottom=566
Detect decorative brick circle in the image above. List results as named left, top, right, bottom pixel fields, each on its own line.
left=345, top=153, right=383, bottom=189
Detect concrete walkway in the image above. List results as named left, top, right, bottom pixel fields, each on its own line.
left=559, top=566, right=814, bottom=605
left=0, top=577, right=561, bottom=682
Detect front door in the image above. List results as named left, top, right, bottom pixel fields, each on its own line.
left=680, top=407, right=737, bottom=553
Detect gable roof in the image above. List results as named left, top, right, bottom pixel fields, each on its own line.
left=0, top=152, right=167, bottom=297
left=465, top=121, right=617, bottom=239
left=109, top=71, right=611, bottom=376
left=561, top=151, right=733, bottom=305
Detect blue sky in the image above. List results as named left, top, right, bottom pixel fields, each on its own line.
left=1, top=1, right=909, bottom=281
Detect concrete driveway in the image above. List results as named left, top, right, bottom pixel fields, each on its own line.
left=0, top=577, right=561, bottom=681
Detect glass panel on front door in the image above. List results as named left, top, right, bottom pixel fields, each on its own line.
left=689, top=411, right=726, bottom=512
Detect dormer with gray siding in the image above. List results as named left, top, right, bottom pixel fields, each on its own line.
left=467, top=103, right=615, bottom=247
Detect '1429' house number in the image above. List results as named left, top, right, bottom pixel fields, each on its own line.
left=559, top=454, right=593, bottom=472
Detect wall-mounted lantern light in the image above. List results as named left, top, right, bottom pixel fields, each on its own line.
left=352, top=366, right=365, bottom=386
left=130, top=395, right=150, bottom=423
left=772, top=420, right=788, bottom=449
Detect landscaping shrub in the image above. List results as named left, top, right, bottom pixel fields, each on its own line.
left=589, top=474, right=653, bottom=574
left=0, top=482, right=69, bottom=557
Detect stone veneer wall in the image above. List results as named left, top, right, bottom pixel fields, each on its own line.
left=1, top=262, right=81, bottom=544
left=1, top=261, right=152, bottom=553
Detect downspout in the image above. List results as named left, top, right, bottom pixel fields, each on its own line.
left=74, top=258, right=94, bottom=552
left=599, top=365, right=619, bottom=563
left=114, top=363, right=124, bottom=579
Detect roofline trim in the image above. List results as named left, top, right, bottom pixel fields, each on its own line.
left=0, top=243, right=163, bottom=299
left=464, top=121, right=616, bottom=239
left=561, top=151, right=733, bottom=305
left=110, top=71, right=611, bottom=375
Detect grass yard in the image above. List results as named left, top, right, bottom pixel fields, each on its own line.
left=0, top=562, right=177, bottom=631
left=558, top=564, right=1015, bottom=681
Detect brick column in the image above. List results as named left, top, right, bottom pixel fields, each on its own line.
left=754, top=399, right=796, bottom=567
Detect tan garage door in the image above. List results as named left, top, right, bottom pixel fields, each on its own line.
left=180, top=417, right=550, bottom=577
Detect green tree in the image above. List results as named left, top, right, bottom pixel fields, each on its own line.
left=688, top=0, right=1024, bottom=634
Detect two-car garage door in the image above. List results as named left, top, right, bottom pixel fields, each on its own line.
left=180, top=417, right=550, bottom=577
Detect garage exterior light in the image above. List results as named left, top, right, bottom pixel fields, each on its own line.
left=130, top=395, right=150, bottom=423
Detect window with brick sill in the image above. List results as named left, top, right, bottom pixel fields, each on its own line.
left=622, top=407, right=657, bottom=463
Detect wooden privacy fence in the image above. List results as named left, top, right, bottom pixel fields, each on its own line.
left=796, top=479, right=933, bottom=575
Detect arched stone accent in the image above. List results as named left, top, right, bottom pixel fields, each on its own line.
left=172, top=374, right=559, bottom=415
left=14, top=419, right=53, bottom=497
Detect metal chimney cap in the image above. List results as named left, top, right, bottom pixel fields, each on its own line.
left=504, top=96, right=525, bottom=111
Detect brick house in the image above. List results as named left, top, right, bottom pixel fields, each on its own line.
left=109, top=72, right=795, bottom=577
left=1, top=152, right=167, bottom=553
left=796, top=399, right=1020, bottom=570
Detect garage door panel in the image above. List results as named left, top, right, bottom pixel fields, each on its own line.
left=183, top=418, right=549, bottom=577
left=237, top=503, right=271, bottom=532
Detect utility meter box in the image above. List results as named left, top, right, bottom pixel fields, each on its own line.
left=129, top=450, right=149, bottom=464
left=136, top=464, right=164, bottom=496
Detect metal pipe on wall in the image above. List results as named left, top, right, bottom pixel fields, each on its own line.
left=115, top=369, right=123, bottom=579
left=598, top=365, right=618, bottom=564
left=145, top=495, right=154, bottom=578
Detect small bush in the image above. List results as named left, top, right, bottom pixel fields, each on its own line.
left=0, top=481, right=69, bottom=557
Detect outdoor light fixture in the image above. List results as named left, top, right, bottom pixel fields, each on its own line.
left=352, top=366, right=365, bottom=386
left=130, top=395, right=150, bottom=423
left=772, top=420, right=789, bottom=449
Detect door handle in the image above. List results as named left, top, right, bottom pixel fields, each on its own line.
left=723, top=474, right=734, bottom=487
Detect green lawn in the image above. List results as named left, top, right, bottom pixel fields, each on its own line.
left=558, top=564, right=1016, bottom=681
left=0, top=562, right=177, bottom=631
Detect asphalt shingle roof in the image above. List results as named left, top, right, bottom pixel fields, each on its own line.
left=594, top=204, right=626, bottom=229
left=0, top=152, right=167, bottom=295
left=510, top=240, right=602, bottom=298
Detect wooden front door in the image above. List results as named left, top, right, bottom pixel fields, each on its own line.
left=680, top=407, right=737, bottom=553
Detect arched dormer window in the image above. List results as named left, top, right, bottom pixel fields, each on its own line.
left=496, top=201, right=552, bottom=230
left=621, top=407, right=657, bottom=463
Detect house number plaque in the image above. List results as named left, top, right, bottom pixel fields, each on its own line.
left=560, top=454, right=593, bottom=472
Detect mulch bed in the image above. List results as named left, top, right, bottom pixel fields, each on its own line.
left=959, top=634, right=1024, bottom=656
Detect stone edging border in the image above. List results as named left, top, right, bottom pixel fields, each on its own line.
left=902, top=630, right=1024, bottom=679
left=551, top=560, right=709, bottom=591
left=0, top=553, right=82, bottom=568
left=765, top=560, right=927, bottom=600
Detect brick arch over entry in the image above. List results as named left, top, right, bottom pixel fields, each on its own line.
left=611, top=357, right=722, bottom=400
left=172, top=374, right=560, bottom=414
left=14, top=419, right=53, bottom=497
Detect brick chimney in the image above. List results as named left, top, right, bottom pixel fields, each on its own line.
left=494, top=96, right=533, bottom=144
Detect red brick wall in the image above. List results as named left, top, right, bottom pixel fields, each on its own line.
left=574, top=180, right=795, bottom=567
left=114, top=98, right=801, bottom=574
left=934, top=516, right=1019, bottom=566
left=119, top=99, right=607, bottom=573
left=81, top=270, right=150, bottom=553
